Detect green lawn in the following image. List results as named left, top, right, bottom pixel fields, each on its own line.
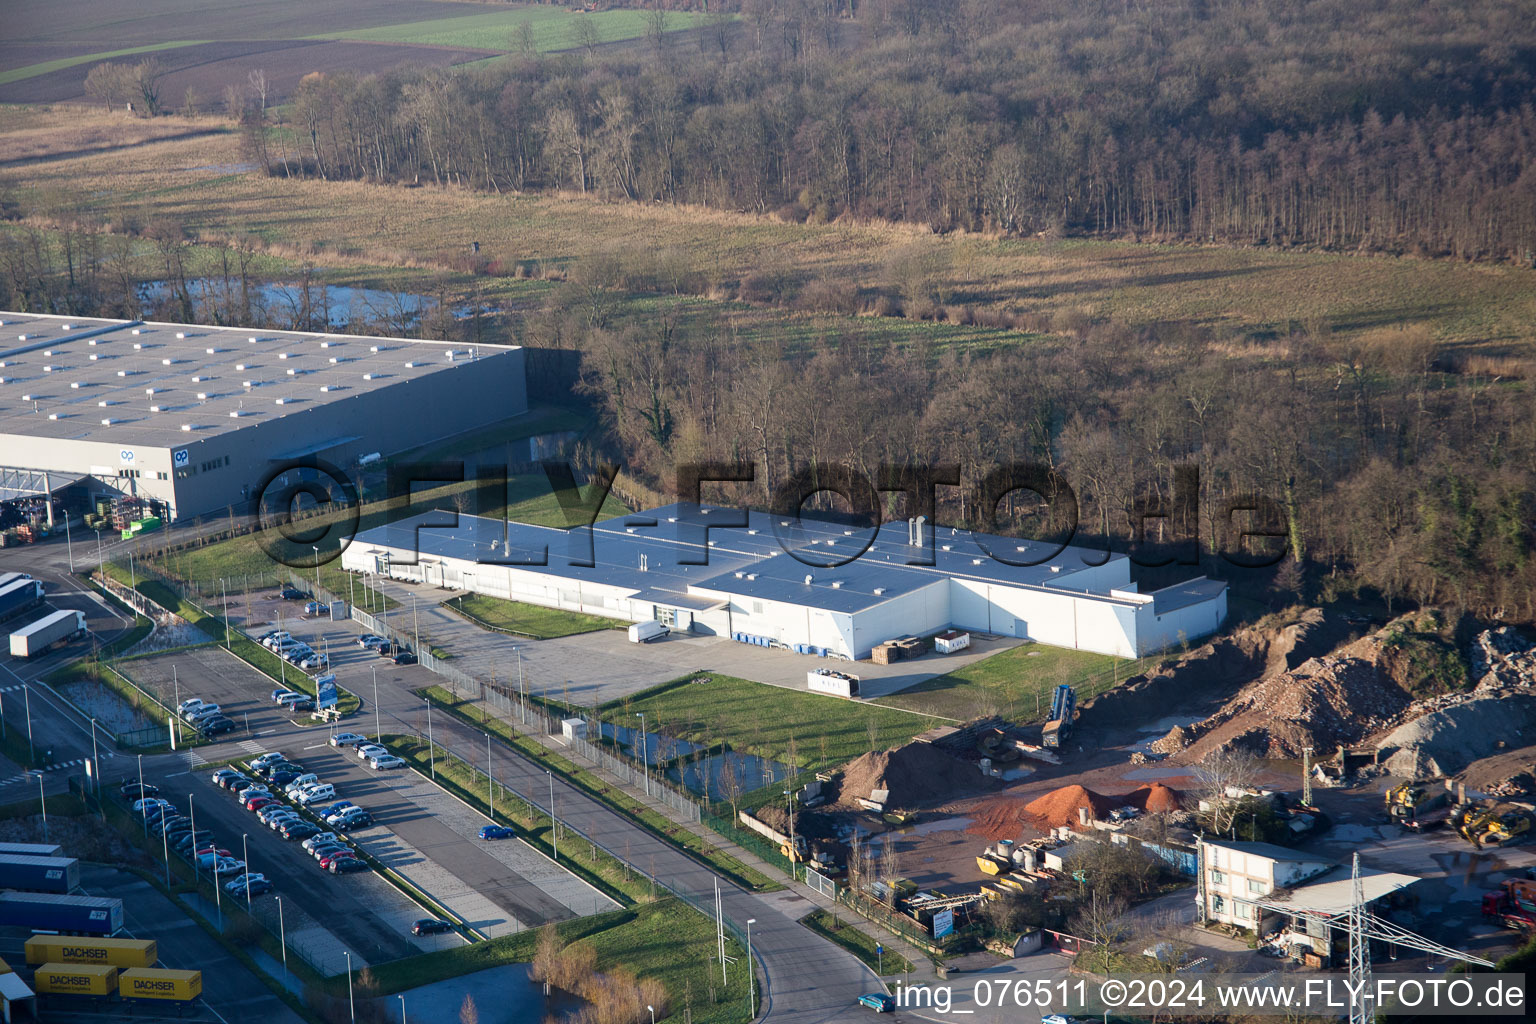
left=447, top=592, right=624, bottom=639
left=599, top=673, right=945, bottom=771
left=0, top=40, right=206, bottom=86
left=311, top=7, right=714, bottom=53
left=800, top=909, right=915, bottom=975
left=872, top=643, right=1164, bottom=722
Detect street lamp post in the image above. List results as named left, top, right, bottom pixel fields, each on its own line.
left=373, top=666, right=381, bottom=743
left=487, top=733, right=494, bottom=817
left=425, top=699, right=435, bottom=779
left=89, top=718, right=99, bottom=792
left=747, top=918, right=757, bottom=1019
left=137, top=754, right=147, bottom=835
left=34, top=772, right=47, bottom=841
left=516, top=647, right=526, bottom=725
left=313, top=545, right=321, bottom=596
left=648, top=1006, right=655, bottom=1024
left=547, top=770, right=557, bottom=861
left=398, top=995, right=406, bottom=1024
left=344, top=951, right=355, bottom=1023
left=411, top=594, right=420, bottom=656
left=635, top=712, right=649, bottom=797
left=187, top=793, right=197, bottom=884
left=23, top=683, right=34, bottom=763
left=242, top=833, right=252, bottom=908
left=63, top=513, right=73, bottom=571
left=222, top=578, right=230, bottom=646
left=276, top=897, right=288, bottom=984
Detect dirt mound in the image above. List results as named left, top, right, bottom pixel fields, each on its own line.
left=966, top=796, right=1039, bottom=840
left=1153, top=624, right=1417, bottom=760
left=1023, top=785, right=1114, bottom=829
left=837, top=742, right=987, bottom=808
left=1078, top=608, right=1352, bottom=731
left=1379, top=694, right=1536, bottom=778
left=1125, top=783, right=1182, bottom=813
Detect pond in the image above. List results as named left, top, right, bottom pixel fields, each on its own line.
left=384, top=964, right=584, bottom=1024
left=137, top=280, right=429, bottom=330
left=595, top=720, right=795, bottom=801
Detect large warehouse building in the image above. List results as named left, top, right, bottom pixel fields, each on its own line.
left=0, top=313, right=526, bottom=520
left=344, top=503, right=1228, bottom=659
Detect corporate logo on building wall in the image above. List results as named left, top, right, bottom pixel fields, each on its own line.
left=119, top=448, right=135, bottom=465
left=173, top=449, right=190, bottom=468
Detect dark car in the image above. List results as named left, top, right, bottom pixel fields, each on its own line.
left=390, top=650, right=417, bottom=665
left=236, top=876, right=274, bottom=896
left=153, top=816, right=189, bottom=837
left=281, top=822, right=322, bottom=841
left=173, top=830, right=215, bottom=853
left=289, top=699, right=316, bottom=712
left=269, top=769, right=303, bottom=787
left=279, top=587, right=307, bottom=600
left=334, top=811, right=374, bottom=830
left=201, top=717, right=236, bottom=737
left=228, top=778, right=259, bottom=793
left=309, top=842, right=349, bottom=860
left=411, top=918, right=454, bottom=936
left=330, top=857, right=370, bottom=874
left=362, top=636, right=390, bottom=652
left=479, top=824, right=517, bottom=841
left=120, top=782, right=160, bottom=799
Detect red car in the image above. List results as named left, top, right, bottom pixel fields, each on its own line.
left=319, top=851, right=358, bottom=871
left=244, top=795, right=276, bottom=811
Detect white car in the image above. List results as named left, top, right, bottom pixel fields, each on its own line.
left=302, top=832, right=339, bottom=852
left=177, top=698, right=206, bottom=715
left=369, top=754, right=405, bottom=771
left=272, top=690, right=307, bottom=705
left=356, top=744, right=387, bottom=761
left=249, top=752, right=286, bottom=769
left=330, top=732, right=367, bottom=748
left=213, top=857, right=246, bottom=876
left=297, top=783, right=336, bottom=806
left=262, top=631, right=292, bottom=649
left=183, top=704, right=221, bottom=723
left=284, top=773, right=320, bottom=796
left=133, top=797, right=172, bottom=814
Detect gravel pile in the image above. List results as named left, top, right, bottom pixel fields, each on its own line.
left=837, top=742, right=990, bottom=809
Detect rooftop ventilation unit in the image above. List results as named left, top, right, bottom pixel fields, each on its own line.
left=133, top=343, right=143, bottom=350
left=71, top=382, right=85, bottom=389
left=229, top=410, right=247, bottom=418
left=131, top=329, right=142, bottom=336
left=205, top=347, right=218, bottom=354
left=175, top=332, right=187, bottom=339
left=146, top=387, right=159, bottom=395
left=47, top=413, right=62, bottom=420
left=278, top=352, right=291, bottom=360
left=236, top=363, right=247, bottom=371
left=43, top=350, right=53, bottom=357
left=42, top=365, right=53, bottom=373
left=15, top=334, right=27, bottom=341
left=181, top=424, right=195, bottom=431
left=830, top=581, right=843, bottom=588
left=191, top=375, right=204, bottom=383
left=242, top=380, right=256, bottom=388
left=61, top=324, right=74, bottom=330
left=117, top=370, right=130, bottom=377
left=362, top=373, right=376, bottom=380
left=100, top=417, right=117, bottom=425
left=370, top=345, right=380, bottom=353
left=274, top=397, right=289, bottom=405
left=747, top=573, right=758, bottom=580
left=972, top=558, right=984, bottom=565
left=88, top=339, right=99, bottom=346
left=161, top=358, right=175, bottom=366
left=88, top=354, right=98, bottom=361
left=329, top=357, right=339, bottom=364
left=1050, top=565, right=1062, bottom=573
left=247, top=336, right=259, bottom=343
left=196, top=392, right=209, bottom=401
left=734, top=571, right=743, bottom=577
left=97, top=399, right=117, bottom=407
left=404, top=360, right=418, bottom=368
left=0, top=377, right=6, bottom=385
left=804, top=574, right=814, bottom=585
left=873, top=587, right=885, bottom=595
left=286, top=368, right=299, bottom=376
left=320, top=385, right=340, bottom=393
left=21, top=394, right=34, bottom=401
left=940, top=544, right=952, bottom=551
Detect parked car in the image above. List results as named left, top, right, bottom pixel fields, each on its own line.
left=132, top=797, right=170, bottom=814
left=244, top=795, right=277, bottom=812
left=362, top=636, right=390, bottom=652
left=225, top=873, right=272, bottom=896
left=173, top=831, right=215, bottom=854
left=273, top=691, right=309, bottom=706
left=479, top=824, right=517, bottom=841
left=333, top=810, right=374, bottom=830
left=152, top=817, right=189, bottom=837
left=356, top=744, right=387, bottom=761
left=390, top=650, right=417, bottom=665
left=182, top=704, right=221, bottom=722
left=211, top=768, right=241, bottom=785
left=330, top=856, right=370, bottom=874
left=269, top=769, right=304, bottom=788
left=281, top=821, right=321, bottom=842
left=309, top=842, right=349, bottom=861
left=279, top=587, right=307, bottom=600
left=302, top=832, right=340, bottom=852
left=228, top=778, right=260, bottom=794
left=319, top=851, right=358, bottom=870
left=249, top=752, right=287, bottom=769
left=121, top=781, right=161, bottom=799
left=330, top=732, right=367, bottom=748
left=297, top=784, right=337, bottom=806
left=289, top=698, right=316, bottom=712
left=858, top=994, right=895, bottom=1013
left=258, top=804, right=298, bottom=825
left=299, top=654, right=328, bottom=672
left=411, top=919, right=454, bottom=936
left=195, top=847, right=232, bottom=867
left=201, top=717, right=237, bottom=737
left=176, top=698, right=207, bottom=715
left=304, top=600, right=325, bottom=615
left=317, top=801, right=355, bottom=819
left=283, top=773, right=321, bottom=796
left=368, top=755, right=405, bottom=771
left=357, top=634, right=385, bottom=649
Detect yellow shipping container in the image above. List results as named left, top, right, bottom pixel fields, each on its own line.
left=25, top=936, right=157, bottom=969
left=117, top=968, right=201, bottom=1002
left=33, top=963, right=117, bottom=996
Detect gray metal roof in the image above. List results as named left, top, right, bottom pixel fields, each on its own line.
left=0, top=312, right=518, bottom=449
left=354, top=502, right=1223, bottom=615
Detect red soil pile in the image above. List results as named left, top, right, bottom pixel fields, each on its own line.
left=966, top=796, right=1037, bottom=840
left=1022, top=784, right=1114, bottom=830
left=1124, top=783, right=1182, bottom=813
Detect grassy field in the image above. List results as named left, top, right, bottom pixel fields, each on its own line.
left=313, top=7, right=714, bottom=53
left=447, top=592, right=624, bottom=639
left=0, top=41, right=208, bottom=87
left=419, top=687, right=783, bottom=892
left=600, top=673, right=945, bottom=771
left=6, top=114, right=1536, bottom=355
left=871, top=643, right=1164, bottom=722
left=800, top=909, right=914, bottom=975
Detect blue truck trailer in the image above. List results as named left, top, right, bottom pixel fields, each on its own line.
left=0, top=841, right=63, bottom=858
left=0, top=579, right=44, bottom=623
left=0, top=855, right=81, bottom=894
left=0, top=892, right=123, bottom=935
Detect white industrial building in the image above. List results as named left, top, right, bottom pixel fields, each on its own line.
left=343, top=502, right=1228, bottom=659
left=0, top=312, right=526, bottom=520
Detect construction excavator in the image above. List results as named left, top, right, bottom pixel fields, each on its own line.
left=1451, top=804, right=1533, bottom=848
left=1384, top=781, right=1451, bottom=831
left=1041, top=684, right=1076, bottom=749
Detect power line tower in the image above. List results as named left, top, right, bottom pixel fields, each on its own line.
left=1347, top=853, right=1372, bottom=1024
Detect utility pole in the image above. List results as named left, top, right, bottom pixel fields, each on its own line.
left=373, top=666, right=381, bottom=742
left=425, top=698, right=436, bottom=779
left=547, top=769, right=557, bottom=861
left=635, top=712, right=649, bottom=796
left=746, top=918, right=757, bottom=1019
left=1302, top=747, right=1314, bottom=807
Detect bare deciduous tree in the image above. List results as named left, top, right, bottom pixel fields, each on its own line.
left=1194, top=749, right=1260, bottom=836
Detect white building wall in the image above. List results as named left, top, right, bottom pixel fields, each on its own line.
left=1135, top=590, right=1228, bottom=655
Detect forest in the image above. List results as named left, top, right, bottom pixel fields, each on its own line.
left=173, top=0, right=1536, bottom=260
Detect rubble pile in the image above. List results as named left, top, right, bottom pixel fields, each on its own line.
left=1470, top=627, right=1536, bottom=690
left=1152, top=636, right=1414, bottom=760
left=837, top=741, right=990, bottom=809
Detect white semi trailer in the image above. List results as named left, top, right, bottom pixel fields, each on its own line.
left=10, top=609, right=87, bottom=658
